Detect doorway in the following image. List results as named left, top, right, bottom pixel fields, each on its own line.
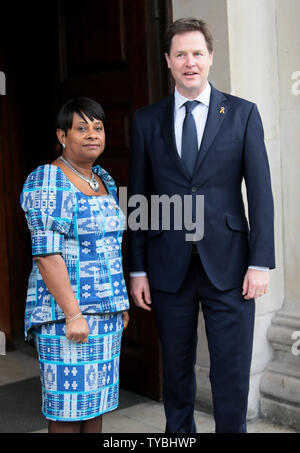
left=0, top=0, right=172, bottom=400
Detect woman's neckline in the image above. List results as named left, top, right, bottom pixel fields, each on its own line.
left=47, top=163, right=111, bottom=198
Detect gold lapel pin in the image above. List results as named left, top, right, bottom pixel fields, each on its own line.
left=219, top=106, right=225, bottom=114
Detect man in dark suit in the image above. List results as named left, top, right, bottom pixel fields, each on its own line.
left=127, top=18, right=275, bottom=433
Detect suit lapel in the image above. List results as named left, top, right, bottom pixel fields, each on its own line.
left=160, top=95, right=191, bottom=181
left=193, top=85, right=230, bottom=175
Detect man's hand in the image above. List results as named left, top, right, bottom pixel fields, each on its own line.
left=130, top=276, right=152, bottom=311
left=242, top=269, right=269, bottom=300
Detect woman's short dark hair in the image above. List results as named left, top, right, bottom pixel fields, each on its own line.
left=56, top=97, right=106, bottom=135
left=164, top=18, right=213, bottom=55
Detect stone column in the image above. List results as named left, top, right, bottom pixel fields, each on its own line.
left=260, top=0, right=300, bottom=430
left=226, top=0, right=285, bottom=419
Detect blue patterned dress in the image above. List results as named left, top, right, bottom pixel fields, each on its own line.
left=20, top=164, right=130, bottom=421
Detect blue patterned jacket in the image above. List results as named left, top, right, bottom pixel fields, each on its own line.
left=20, top=164, right=129, bottom=340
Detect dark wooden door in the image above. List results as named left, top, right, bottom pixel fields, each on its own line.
left=56, top=0, right=167, bottom=401
left=0, top=0, right=171, bottom=400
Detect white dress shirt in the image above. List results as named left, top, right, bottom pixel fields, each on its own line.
left=130, top=83, right=268, bottom=276
left=174, top=83, right=211, bottom=156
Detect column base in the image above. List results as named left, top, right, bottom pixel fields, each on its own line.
left=260, top=310, right=300, bottom=431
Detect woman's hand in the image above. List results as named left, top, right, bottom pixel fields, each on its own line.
left=122, top=311, right=130, bottom=330
left=66, top=315, right=90, bottom=343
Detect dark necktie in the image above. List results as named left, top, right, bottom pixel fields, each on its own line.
left=181, top=100, right=199, bottom=177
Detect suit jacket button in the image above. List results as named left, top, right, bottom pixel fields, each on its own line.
left=191, top=187, right=197, bottom=192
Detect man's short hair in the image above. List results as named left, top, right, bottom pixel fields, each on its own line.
left=164, top=18, right=214, bottom=55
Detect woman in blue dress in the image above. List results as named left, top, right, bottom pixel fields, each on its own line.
left=20, top=98, right=130, bottom=433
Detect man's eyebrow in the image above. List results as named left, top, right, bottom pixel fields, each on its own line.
left=175, top=49, right=204, bottom=53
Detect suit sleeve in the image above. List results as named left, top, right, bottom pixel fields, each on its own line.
left=243, top=104, right=275, bottom=269
left=126, top=110, right=149, bottom=272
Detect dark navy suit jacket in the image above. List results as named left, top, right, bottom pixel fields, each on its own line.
left=127, top=84, right=275, bottom=292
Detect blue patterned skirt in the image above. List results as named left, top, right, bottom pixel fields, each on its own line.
left=32, top=312, right=123, bottom=422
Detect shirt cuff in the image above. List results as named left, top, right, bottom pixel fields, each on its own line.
left=248, top=266, right=269, bottom=271
left=130, top=272, right=147, bottom=277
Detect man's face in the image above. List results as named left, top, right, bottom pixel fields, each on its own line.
left=165, top=31, right=213, bottom=98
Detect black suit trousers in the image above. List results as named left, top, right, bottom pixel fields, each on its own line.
left=151, top=253, right=255, bottom=433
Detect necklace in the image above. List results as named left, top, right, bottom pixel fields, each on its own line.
left=59, top=156, right=99, bottom=192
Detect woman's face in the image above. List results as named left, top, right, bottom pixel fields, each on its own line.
left=57, top=112, right=105, bottom=164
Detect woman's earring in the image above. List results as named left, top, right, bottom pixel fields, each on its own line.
left=62, top=143, right=66, bottom=149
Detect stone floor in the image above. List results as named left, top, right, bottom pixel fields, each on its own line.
left=0, top=344, right=298, bottom=434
